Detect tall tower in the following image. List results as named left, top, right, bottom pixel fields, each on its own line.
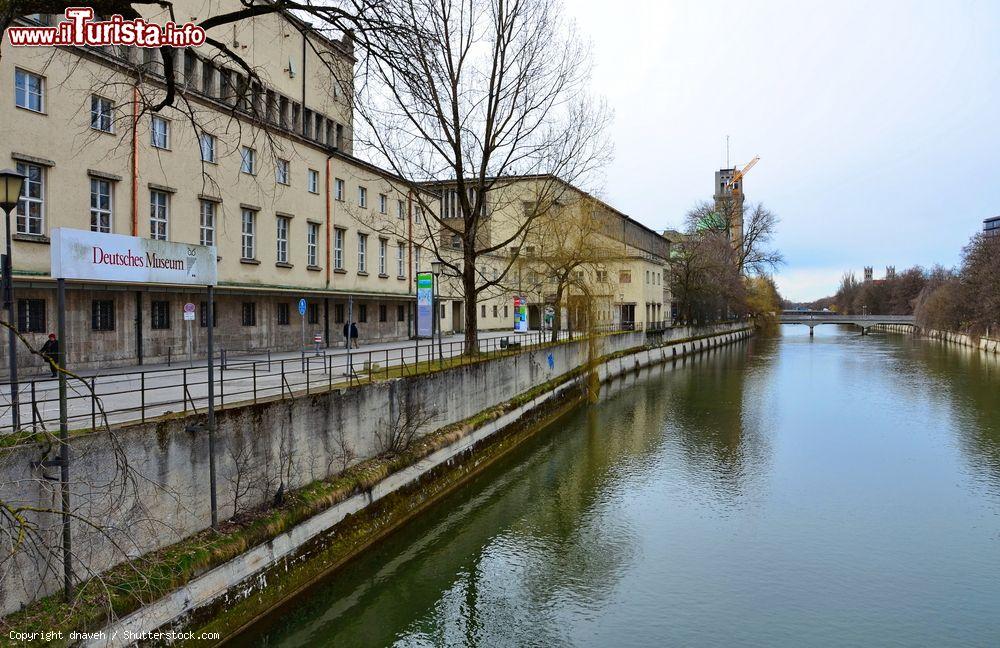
left=864, top=266, right=873, bottom=282
left=713, top=168, right=744, bottom=245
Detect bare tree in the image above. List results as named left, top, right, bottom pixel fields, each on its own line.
left=685, top=199, right=784, bottom=275
left=373, top=399, right=437, bottom=456
left=353, top=0, right=611, bottom=355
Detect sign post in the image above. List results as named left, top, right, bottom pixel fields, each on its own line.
left=184, top=302, right=195, bottom=366
left=298, top=298, right=307, bottom=352
left=50, top=228, right=219, bottom=530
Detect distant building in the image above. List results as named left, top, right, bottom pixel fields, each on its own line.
left=886, top=266, right=896, bottom=279
left=864, top=266, right=873, bottom=282
left=984, top=216, right=1000, bottom=237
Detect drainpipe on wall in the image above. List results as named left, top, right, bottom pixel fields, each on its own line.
left=131, top=84, right=139, bottom=236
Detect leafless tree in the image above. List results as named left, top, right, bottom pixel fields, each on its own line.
left=353, top=0, right=611, bottom=355
left=373, top=398, right=437, bottom=456
left=685, top=199, right=784, bottom=275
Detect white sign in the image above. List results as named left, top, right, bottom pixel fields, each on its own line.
left=51, top=228, right=218, bottom=286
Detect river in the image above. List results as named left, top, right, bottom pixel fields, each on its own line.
left=232, top=326, right=1000, bottom=647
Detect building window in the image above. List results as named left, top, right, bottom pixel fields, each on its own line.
left=357, top=233, right=367, bottom=272
left=308, top=303, right=320, bottom=324
left=15, top=69, right=44, bottom=112
left=277, top=302, right=290, bottom=325
left=493, top=305, right=498, bottom=318
left=241, top=209, right=256, bottom=259
left=151, top=116, right=170, bottom=149
left=397, top=199, right=405, bottom=220
left=90, top=178, right=112, bottom=233
left=378, top=238, right=387, bottom=275
left=646, top=270, right=650, bottom=284
left=240, top=146, right=256, bottom=174
left=16, top=298, right=45, bottom=333
left=307, top=169, right=319, bottom=194
left=596, top=269, right=608, bottom=282
left=481, top=304, right=486, bottom=318
left=334, top=178, right=344, bottom=201
left=241, top=302, right=257, bottom=326
left=397, top=304, right=405, bottom=322
left=276, top=216, right=289, bottom=263
left=91, top=300, right=115, bottom=331
left=440, top=303, right=445, bottom=319
left=619, top=270, right=631, bottom=284
left=379, top=194, right=387, bottom=214
left=451, top=234, right=461, bottom=249
left=15, top=162, right=43, bottom=235
left=414, top=205, right=423, bottom=224
left=379, top=304, right=387, bottom=322
left=415, top=246, right=421, bottom=272
left=397, top=243, right=405, bottom=277
left=149, top=190, right=169, bottom=240
left=199, top=133, right=216, bottom=163
left=199, top=200, right=215, bottom=247
left=335, top=303, right=345, bottom=323
left=90, top=95, right=113, bottom=132
left=199, top=301, right=218, bottom=327
left=504, top=305, right=509, bottom=318
left=151, top=300, right=170, bottom=330
left=358, top=186, right=367, bottom=208
left=276, top=158, right=290, bottom=185
left=359, top=304, right=367, bottom=323
left=307, top=222, right=319, bottom=267
left=334, top=227, right=345, bottom=270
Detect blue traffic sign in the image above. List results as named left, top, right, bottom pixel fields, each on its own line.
left=298, top=298, right=307, bottom=316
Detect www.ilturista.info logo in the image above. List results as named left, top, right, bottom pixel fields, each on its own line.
left=6, top=8, right=206, bottom=47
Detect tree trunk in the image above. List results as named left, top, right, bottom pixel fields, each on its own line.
left=551, top=284, right=564, bottom=343
left=462, top=253, right=479, bottom=356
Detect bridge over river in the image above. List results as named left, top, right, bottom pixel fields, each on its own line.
left=779, top=312, right=917, bottom=335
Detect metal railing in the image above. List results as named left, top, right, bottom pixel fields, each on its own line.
left=2, top=324, right=640, bottom=434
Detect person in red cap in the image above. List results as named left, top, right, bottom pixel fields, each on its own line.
left=40, top=333, right=59, bottom=377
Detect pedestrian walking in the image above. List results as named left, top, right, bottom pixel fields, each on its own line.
left=350, top=322, right=359, bottom=348
left=40, top=333, right=59, bottom=377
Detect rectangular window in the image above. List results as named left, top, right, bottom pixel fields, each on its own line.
left=504, top=305, right=509, bottom=318
left=240, top=146, right=256, bottom=174
left=307, top=169, right=319, bottom=194
left=151, top=300, right=170, bottom=330
left=379, top=194, right=387, bottom=214
left=414, top=206, right=423, bottom=224
left=307, top=222, right=319, bottom=267
left=596, top=270, right=608, bottom=282
left=151, top=116, right=170, bottom=149
left=199, top=133, right=216, bottom=163
left=276, top=158, right=290, bottom=185
left=241, top=209, right=256, bottom=259
left=358, top=186, right=367, bottom=208
left=90, top=178, right=112, bottom=233
left=308, top=303, right=320, bottom=325
left=15, top=162, right=43, bottom=235
left=91, top=300, right=115, bottom=331
left=440, top=303, right=445, bottom=319
left=199, top=301, right=218, bottom=327
left=619, top=270, right=631, bottom=284
left=241, top=302, right=257, bottom=326
left=16, top=299, right=45, bottom=333
left=397, top=243, right=405, bottom=277
left=359, top=304, right=368, bottom=323
left=397, top=304, right=405, bottom=322
left=199, top=200, right=215, bottom=247
left=415, top=247, right=421, bottom=272
left=378, top=238, right=387, bottom=275
left=276, top=216, right=289, bottom=263
left=335, top=178, right=344, bottom=201
left=277, top=302, right=290, bottom=325
left=335, top=303, right=344, bottom=324
left=397, top=199, right=405, bottom=220
left=149, top=190, right=168, bottom=240
left=15, top=69, right=43, bottom=112
left=493, top=305, right=498, bottom=318
left=481, top=304, right=486, bottom=318
left=357, top=233, right=367, bottom=272
left=379, top=304, right=387, bottom=322
left=334, top=227, right=345, bottom=269
left=90, top=95, right=113, bottom=132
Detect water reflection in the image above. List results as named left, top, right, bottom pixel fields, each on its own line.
left=237, top=329, right=1000, bottom=648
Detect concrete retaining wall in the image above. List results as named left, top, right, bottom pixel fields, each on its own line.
left=872, top=324, right=1000, bottom=354
left=0, top=324, right=748, bottom=617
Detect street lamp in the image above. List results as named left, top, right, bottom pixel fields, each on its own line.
left=0, top=169, right=26, bottom=430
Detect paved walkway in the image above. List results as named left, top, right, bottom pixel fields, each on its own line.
left=0, top=329, right=568, bottom=432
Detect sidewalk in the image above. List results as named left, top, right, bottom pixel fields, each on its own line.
left=0, top=328, right=569, bottom=432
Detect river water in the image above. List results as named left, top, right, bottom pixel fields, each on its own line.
left=233, top=326, right=1000, bottom=647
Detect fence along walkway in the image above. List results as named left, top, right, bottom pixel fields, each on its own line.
left=0, top=327, right=624, bottom=434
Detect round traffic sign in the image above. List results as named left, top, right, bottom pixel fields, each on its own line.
left=184, top=302, right=196, bottom=313
left=298, top=298, right=307, bottom=316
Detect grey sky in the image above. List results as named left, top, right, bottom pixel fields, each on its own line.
left=567, top=0, right=999, bottom=301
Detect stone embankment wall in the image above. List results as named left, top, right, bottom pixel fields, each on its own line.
left=0, top=324, right=749, bottom=620
left=872, top=324, right=1000, bottom=354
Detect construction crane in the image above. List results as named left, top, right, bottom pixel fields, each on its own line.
left=726, top=155, right=760, bottom=194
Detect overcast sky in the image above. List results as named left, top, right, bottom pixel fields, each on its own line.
left=565, top=0, right=999, bottom=301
